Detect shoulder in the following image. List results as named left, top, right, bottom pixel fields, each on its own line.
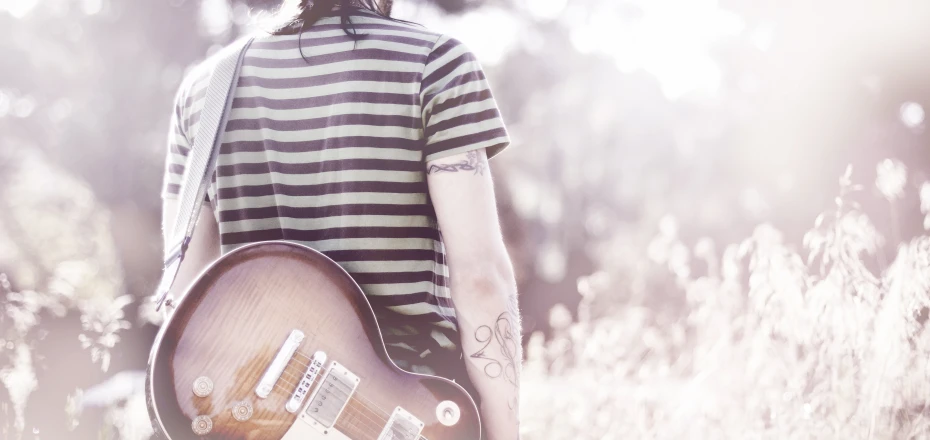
left=171, top=33, right=255, bottom=114
left=370, top=19, right=475, bottom=58
left=179, top=31, right=262, bottom=98
left=343, top=10, right=453, bottom=50
left=172, top=55, right=213, bottom=112
left=353, top=9, right=441, bottom=35
left=424, top=35, right=476, bottom=62
left=170, top=44, right=226, bottom=138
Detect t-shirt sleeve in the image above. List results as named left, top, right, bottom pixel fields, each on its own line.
left=161, top=84, right=192, bottom=200
left=419, top=36, right=511, bottom=163
left=161, top=74, right=214, bottom=205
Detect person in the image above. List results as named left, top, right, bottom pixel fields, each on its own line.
left=159, top=0, right=521, bottom=438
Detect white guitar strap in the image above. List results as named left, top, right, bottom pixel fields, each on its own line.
left=154, top=35, right=256, bottom=311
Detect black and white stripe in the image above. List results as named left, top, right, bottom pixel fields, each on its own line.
left=162, top=9, right=510, bottom=362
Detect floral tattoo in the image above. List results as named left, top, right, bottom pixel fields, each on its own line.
left=469, top=296, right=521, bottom=409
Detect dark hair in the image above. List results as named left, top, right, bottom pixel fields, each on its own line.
left=273, top=0, right=395, bottom=39
left=271, top=0, right=403, bottom=63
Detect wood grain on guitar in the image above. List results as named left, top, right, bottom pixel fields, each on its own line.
left=145, top=241, right=481, bottom=440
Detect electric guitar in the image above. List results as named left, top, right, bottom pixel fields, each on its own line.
left=145, top=241, right=481, bottom=439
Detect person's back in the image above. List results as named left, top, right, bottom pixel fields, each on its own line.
left=161, top=3, right=520, bottom=439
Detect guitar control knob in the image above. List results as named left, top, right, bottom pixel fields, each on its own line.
left=192, top=376, right=214, bottom=398
left=192, top=415, right=213, bottom=435
left=436, top=400, right=461, bottom=426
left=232, top=400, right=254, bottom=422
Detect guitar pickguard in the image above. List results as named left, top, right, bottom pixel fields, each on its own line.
left=281, top=419, right=353, bottom=440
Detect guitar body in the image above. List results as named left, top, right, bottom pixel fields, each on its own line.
left=145, top=241, right=481, bottom=440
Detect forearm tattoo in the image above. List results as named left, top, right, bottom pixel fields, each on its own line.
left=469, top=295, right=521, bottom=410
left=427, top=150, right=486, bottom=176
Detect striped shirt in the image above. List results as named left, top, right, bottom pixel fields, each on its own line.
left=162, top=8, right=510, bottom=370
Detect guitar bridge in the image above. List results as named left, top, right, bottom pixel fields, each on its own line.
left=299, top=361, right=360, bottom=430
left=286, top=351, right=327, bottom=413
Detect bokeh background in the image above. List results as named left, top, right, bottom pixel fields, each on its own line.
left=3, top=0, right=930, bottom=438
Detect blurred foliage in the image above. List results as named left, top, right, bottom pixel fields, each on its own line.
left=522, top=169, right=930, bottom=439
left=2, top=0, right=930, bottom=438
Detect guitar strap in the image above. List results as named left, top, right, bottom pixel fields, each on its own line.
left=154, top=35, right=256, bottom=311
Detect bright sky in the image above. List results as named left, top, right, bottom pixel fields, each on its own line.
left=1, top=0, right=103, bottom=18
left=395, top=0, right=750, bottom=101
left=0, top=0, right=39, bottom=18
left=3, top=0, right=754, bottom=102
left=569, top=0, right=745, bottom=101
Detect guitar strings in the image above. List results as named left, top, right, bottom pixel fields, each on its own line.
left=270, top=381, right=391, bottom=439
left=239, top=338, right=456, bottom=436
left=271, top=368, right=435, bottom=440
left=274, top=356, right=442, bottom=440
left=275, top=360, right=394, bottom=425
left=269, top=359, right=395, bottom=432
left=269, top=373, right=390, bottom=439
left=278, top=331, right=402, bottom=421
left=277, top=349, right=401, bottom=422
left=274, top=363, right=390, bottom=424
left=276, top=371, right=393, bottom=431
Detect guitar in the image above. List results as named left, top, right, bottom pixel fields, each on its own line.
left=145, top=241, right=481, bottom=439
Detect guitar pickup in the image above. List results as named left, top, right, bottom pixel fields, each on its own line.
left=285, top=351, right=327, bottom=413
left=377, top=407, right=424, bottom=440
left=301, top=361, right=360, bottom=429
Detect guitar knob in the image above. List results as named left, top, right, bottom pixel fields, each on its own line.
left=192, top=376, right=214, bottom=397
left=436, top=400, right=460, bottom=426
left=191, top=415, right=213, bottom=435
left=232, top=400, right=254, bottom=421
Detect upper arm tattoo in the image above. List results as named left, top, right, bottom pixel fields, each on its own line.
left=427, top=150, right=487, bottom=176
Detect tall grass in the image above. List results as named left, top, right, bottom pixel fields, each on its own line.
left=522, top=162, right=930, bottom=440
left=3, top=162, right=929, bottom=439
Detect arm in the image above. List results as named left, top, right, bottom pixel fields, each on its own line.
left=426, top=149, right=521, bottom=440
left=160, top=199, right=221, bottom=315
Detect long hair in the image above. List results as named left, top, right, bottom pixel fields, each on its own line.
left=272, top=0, right=394, bottom=39
left=269, top=0, right=399, bottom=64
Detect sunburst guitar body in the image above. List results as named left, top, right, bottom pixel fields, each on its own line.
left=145, top=241, right=481, bottom=440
